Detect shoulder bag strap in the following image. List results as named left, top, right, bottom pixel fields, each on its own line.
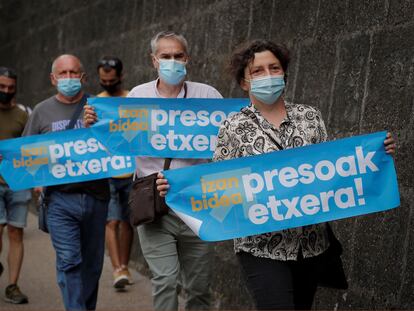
left=183, top=82, right=188, bottom=99
left=162, top=83, right=187, bottom=170
left=163, top=158, right=172, bottom=171
left=241, top=107, right=284, bottom=151
left=66, top=94, right=88, bottom=130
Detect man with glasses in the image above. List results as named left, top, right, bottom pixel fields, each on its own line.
left=23, top=54, right=110, bottom=311
left=96, top=56, right=134, bottom=289
left=0, top=67, right=31, bottom=304
left=85, top=31, right=221, bottom=310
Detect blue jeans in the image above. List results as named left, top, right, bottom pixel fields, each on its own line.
left=48, top=191, right=108, bottom=311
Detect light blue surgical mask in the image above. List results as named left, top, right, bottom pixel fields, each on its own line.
left=158, top=59, right=187, bottom=85
left=249, top=75, right=285, bottom=105
left=57, top=78, right=82, bottom=97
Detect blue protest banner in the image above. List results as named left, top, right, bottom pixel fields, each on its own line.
left=163, top=132, right=400, bottom=242
left=88, top=97, right=248, bottom=159
left=0, top=127, right=135, bottom=190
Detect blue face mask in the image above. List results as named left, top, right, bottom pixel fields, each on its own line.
left=57, top=78, right=82, bottom=97
left=250, top=75, right=285, bottom=105
left=158, top=59, right=187, bottom=85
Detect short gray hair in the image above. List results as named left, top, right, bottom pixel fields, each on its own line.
left=150, top=31, right=189, bottom=55
left=51, top=54, right=85, bottom=74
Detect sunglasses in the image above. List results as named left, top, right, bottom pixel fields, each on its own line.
left=98, top=59, right=119, bottom=68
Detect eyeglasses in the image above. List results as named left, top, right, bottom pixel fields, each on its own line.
left=98, top=59, right=119, bottom=68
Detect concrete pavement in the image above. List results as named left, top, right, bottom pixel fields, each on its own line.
left=0, top=212, right=153, bottom=310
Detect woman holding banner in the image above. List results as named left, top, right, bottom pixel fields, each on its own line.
left=157, top=39, right=396, bottom=310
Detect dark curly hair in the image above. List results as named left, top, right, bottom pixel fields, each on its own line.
left=229, top=40, right=290, bottom=85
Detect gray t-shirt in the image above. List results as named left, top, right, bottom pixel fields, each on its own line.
left=127, top=79, right=223, bottom=178
left=23, top=95, right=109, bottom=201
left=23, top=95, right=83, bottom=135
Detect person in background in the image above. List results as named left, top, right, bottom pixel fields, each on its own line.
left=97, top=56, right=134, bottom=289
left=23, top=55, right=110, bottom=311
left=0, top=66, right=31, bottom=304
left=84, top=31, right=222, bottom=311
left=97, top=56, right=129, bottom=97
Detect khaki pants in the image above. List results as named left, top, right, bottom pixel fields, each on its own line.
left=138, top=212, right=211, bottom=311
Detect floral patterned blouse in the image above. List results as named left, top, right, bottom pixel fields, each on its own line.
left=213, top=101, right=330, bottom=261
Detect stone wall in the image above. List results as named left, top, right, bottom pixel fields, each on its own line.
left=1, top=0, right=413, bottom=309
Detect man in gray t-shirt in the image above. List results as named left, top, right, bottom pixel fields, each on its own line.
left=23, top=54, right=109, bottom=311
left=23, top=96, right=83, bottom=133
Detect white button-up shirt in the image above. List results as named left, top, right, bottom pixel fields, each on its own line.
left=127, top=79, right=223, bottom=177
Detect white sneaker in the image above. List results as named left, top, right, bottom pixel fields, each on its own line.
left=113, top=270, right=129, bottom=289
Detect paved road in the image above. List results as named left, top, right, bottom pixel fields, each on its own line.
left=0, top=212, right=153, bottom=310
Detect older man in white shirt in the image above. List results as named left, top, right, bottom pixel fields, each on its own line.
left=85, top=30, right=221, bottom=311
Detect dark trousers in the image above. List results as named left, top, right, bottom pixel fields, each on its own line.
left=238, top=251, right=319, bottom=310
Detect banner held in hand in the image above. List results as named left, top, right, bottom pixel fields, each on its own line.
left=88, top=97, right=248, bottom=159
left=0, top=127, right=135, bottom=190
left=163, top=131, right=400, bottom=241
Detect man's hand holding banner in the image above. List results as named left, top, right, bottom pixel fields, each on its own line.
left=0, top=127, right=135, bottom=190
left=163, top=131, right=400, bottom=241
